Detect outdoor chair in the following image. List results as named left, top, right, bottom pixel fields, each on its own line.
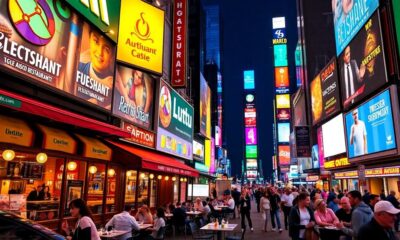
left=188, top=221, right=214, bottom=240
left=225, top=228, right=245, bottom=240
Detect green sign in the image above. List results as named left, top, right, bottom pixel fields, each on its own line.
left=246, top=145, right=258, bottom=158
left=65, top=0, right=120, bottom=42
left=274, top=44, right=288, bottom=67
left=0, top=94, right=21, bottom=108
left=195, top=162, right=210, bottom=173
left=394, top=0, right=400, bottom=56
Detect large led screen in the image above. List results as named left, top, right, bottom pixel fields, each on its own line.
left=311, top=58, right=341, bottom=125
left=276, top=94, right=290, bottom=109
left=322, top=114, right=346, bottom=158
left=273, top=44, right=288, bottom=67
left=193, top=140, right=204, bottom=161
left=345, top=88, right=396, bottom=159
left=338, top=11, right=388, bottom=109
left=0, top=1, right=116, bottom=110
left=245, top=127, right=257, bottom=145
left=394, top=0, right=400, bottom=58
left=275, top=67, right=289, bottom=90
left=332, top=0, right=379, bottom=55
left=278, top=145, right=290, bottom=165
left=246, top=159, right=258, bottom=170
left=200, top=74, right=211, bottom=138
left=246, top=170, right=257, bottom=178
left=113, top=65, right=155, bottom=129
left=293, top=88, right=307, bottom=126
left=278, top=123, right=290, bottom=143
left=244, top=70, right=255, bottom=89
left=245, top=145, right=257, bottom=158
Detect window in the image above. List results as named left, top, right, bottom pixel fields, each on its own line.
left=64, top=160, right=86, bottom=216
left=87, top=163, right=106, bottom=215
left=105, top=165, right=120, bottom=213
left=137, top=172, right=149, bottom=207
left=125, top=170, right=137, bottom=210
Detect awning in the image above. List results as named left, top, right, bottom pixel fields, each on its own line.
left=76, top=134, right=112, bottom=161
left=0, top=89, right=130, bottom=138
left=108, top=141, right=199, bottom=177
left=37, top=124, right=77, bottom=154
left=0, top=115, right=34, bottom=147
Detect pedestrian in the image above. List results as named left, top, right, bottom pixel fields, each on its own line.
left=336, top=190, right=373, bottom=239
left=369, top=194, right=380, bottom=211
left=268, top=187, right=283, bottom=232
left=261, top=191, right=271, bottom=232
left=386, top=190, right=400, bottom=232
left=289, top=192, right=316, bottom=240
left=255, top=187, right=262, bottom=213
left=358, top=200, right=400, bottom=240
left=62, top=198, right=100, bottom=240
left=239, top=190, right=253, bottom=232
left=281, top=187, right=294, bottom=230
left=232, top=187, right=241, bottom=218
left=105, top=205, right=140, bottom=240
left=362, top=189, right=370, bottom=205
left=335, top=197, right=352, bottom=240
left=380, top=190, right=386, bottom=201
left=327, top=195, right=340, bottom=213
left=314, top=199, right=340, bottom=240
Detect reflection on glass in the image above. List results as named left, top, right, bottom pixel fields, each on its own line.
left=106, top=166, right=119, bottom=213
left=125, top=170, right=137, bottom=210
left=137, top=172, right=149, bottom=207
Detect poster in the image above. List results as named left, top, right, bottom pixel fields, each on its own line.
left=113, top=65, right=155, bottom=129
left=9, top=194, right=26, bottom=212
left=200, top=74, right=211, bottom=138
left=332, top=0, right=379, bottom=55
left=311, top=58, right=341, bottom=125
left=278, top=145, right=290, bottom=165
left=245, top=127, right=257, bottom=145
left=0, top=194, right=9, bottom=210
left=65, top=180, right=83, bottom=210
left=338, top=11, right=387, bottom=109
left=295, top=126, right=311, bottom=157
left=345, top=88, right=396, bottom=159
left=0, top=0, right=115, bottom=110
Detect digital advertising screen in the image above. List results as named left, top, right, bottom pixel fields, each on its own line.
left=193, top=140, right=205, bottom=161
left=274, top=44, right=288, bottom=67
left=246, top=170, right=257, bottom=179
left=311, top=145, right=320, bottom=169
left=246, top=159, right=258, bottom=170
left=112, top=65, right=155, bottom=129
left=338, top=11, right=388, bottom=109
left=245, top=127, right=257, bottom=145
left=278, top=123, right=290, bottom=143
left=311, top=58, right=341, bottom=125
left=322, top=114, right=346, bottom=158
left=275, top=67, right=289, bottom=91
left=244, top=70, right=255, bottom=89
left=276, top=94, right=290, bottom=109
left=0, top=0, right=116, bottom=110
left=345, top=88, right=397, bottom=159
left=245, top=145, right=258, bottom=158
left=292, top=89, right=307, bottom=126
left=200, top=74, right=211, bottom=138
left=393, top=0, right=400, bottom=59
left=277, top=108, right=291, bottom=121
left=278, top=145, right=290, bottom=165
left=333, top=0, right=379, bottom=55
left=317, top=127, right=325, bottom=168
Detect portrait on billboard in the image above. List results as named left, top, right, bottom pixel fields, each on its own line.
left=113, top=65, right=154, bottom=129
left=338, top=12, right=387, bottom=109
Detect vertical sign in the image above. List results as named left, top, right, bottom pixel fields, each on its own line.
left=171, top=0, right=187, bottom=87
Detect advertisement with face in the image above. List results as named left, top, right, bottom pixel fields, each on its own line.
left=338, top=11, right=387, bottom=109
left=311, top=58, right=341, bottom=125
left=332, top=0, right=379, bottom=55
left=157, top=80, right=193, bottom=160
left=345, top=89, right=396, bottom=159
left=200, top=74, right=211, bottom=138
left=0, top=0, right=116, bottom=110
left=113, top=65, right=154, bottom=129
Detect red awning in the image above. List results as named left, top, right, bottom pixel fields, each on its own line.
left=0, top=89, right=130, bottom=138
left=108, top=141, right=199, bottom=177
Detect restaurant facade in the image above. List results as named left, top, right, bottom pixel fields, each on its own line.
left=0, top=0, right=200, bottom=233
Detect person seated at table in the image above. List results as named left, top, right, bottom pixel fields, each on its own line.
left=105, top=205, right=140, bottom=240
left=146, top=208, right=166, bottom=239
left=172, top=202, right=187, bottom=233
left=202, top=201, right=211, bottom=221
left=224, top=193, right=235, bottom=214
left=136, top=205, right=153, bottom=224
left=167, top=204, right=175, bottom=214
left=180, top=202, right=187, bottom=212
left=194, top=198, right=204, bottom=212
left=314, top=199, right=341, bottom=240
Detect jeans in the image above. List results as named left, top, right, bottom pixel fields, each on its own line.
left=270, top=208, right=281, bottom=229
left=241, top=208, right=252, bottom=229
left=283, top=206, right=292, bottom=229
left=263, top=209, right=270, bottom=231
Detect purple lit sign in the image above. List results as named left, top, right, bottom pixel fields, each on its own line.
left=245, top=127, right=257, bottom=145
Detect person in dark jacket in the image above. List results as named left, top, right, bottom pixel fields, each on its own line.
left=239, top=191, right=253, bottom=231
left=269, top=187, right=282, bottom=232
left=232, top=187, right=241, bottom=218
left=358, top=200, right=400, bottom=240
left=289, top=192, right=315, bottom=240
left=380, top=190, right=387, bottom=201
left=386, top=190, right=400, bottom=231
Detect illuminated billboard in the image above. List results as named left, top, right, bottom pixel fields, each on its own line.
left=245, top=127, right=257, bottom=145
left=276, top=94, right=290, bottom=109
left=278, top=123, right=290, bottom=143
left=245, top=145, right=258, bottom=158
left=246, top=159, right=258, bottom=170
left=272, top=17, right=286, bottom=29
left=322, top=114, right=346, bottom=158
left=277, top=109, right=291, bottom=121
left=273, top=44, right=288, bottom=67
left=244, top=70, right=255, bottom=89
left=278, top=145, right=290, bottom=165
left=275, top=67, right=289, bottom=88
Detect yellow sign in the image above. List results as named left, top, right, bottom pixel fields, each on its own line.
left=324, top=157, right=350, bottom=169
left=205, top=139, right=211, bottom=168
left=38, top=125, right=77, bottom=154
left=276, top=94, right=290, bottom=109
left=0, top=116, right=33, bottom=147
left=117, top=0, right=165, bottom=74
left=334, top=171, right=358, bottom=179
left=76, top=134, right=112, bottom=161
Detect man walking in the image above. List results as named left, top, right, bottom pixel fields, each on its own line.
left=281, top=187, right=294, bottom=230
left=269, top=187, right=282, bottom=232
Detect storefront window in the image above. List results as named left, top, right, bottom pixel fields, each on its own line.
left=348, top=179, right=359, bottom=191
left=0, top=152, right=63, bottom=223
left=64, top=160, right=87, bottom=216
left=137, top=172, right=149, bottom=207
left=87, top=163, right=106, bottom=215
left=105, top=165, right=119, bottom=213
left=173, top=179, right=179, bottom=204
left=150, top=178, right=157, bottom=208
left=125, top=170, right=137, bottom=210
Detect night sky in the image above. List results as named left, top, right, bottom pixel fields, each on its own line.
left=216, top=1, right=298, bottom=180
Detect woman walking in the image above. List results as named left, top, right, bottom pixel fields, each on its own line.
left=239, top=190, right=253, bottom=232
left=261, top=191, right=271, bottom=232
left=62, top=198, right=100, bottom=240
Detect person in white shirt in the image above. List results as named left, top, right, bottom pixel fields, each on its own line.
left=194, top=197, right=204, bottom=212
left=105, top=206, right=140, bottom=240
left=281, top=188, right=294, bottom=230
left=261, top=192, right=271, bottom=232
left=350, top=109, right=367, bottom=156
left=224, top=193, right=235, bottom=215
left=147, top=208, right=165, bottom=239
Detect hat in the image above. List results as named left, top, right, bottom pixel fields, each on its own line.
left=315, top=199, right=324, bottom=208
left=374, top=200, right=400, bottom=214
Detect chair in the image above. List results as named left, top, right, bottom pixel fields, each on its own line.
left=225, top=228, right=245, bottom=240
left=155, top=226, right=166, bottom=240
left=188, top=222, right=214, bottom=240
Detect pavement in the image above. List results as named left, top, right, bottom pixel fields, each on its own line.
left=166, top=199, right=290, bottom=240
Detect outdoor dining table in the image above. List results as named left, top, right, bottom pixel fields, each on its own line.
left=98, top=229, right=131, bottom=239
left=200, top=223, right=238, bottom=240
left=139, top=223, right=153, bottom=230
left=186, top=211, right=202, bottom=216
left=165, top=213, right=173, bottom=218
